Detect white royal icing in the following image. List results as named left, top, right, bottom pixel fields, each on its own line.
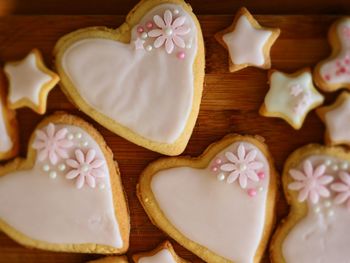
left=138, top=249, right=176, bottom=263
left=61, top=4, right=198, bottom=144
left=0, top=99, right=13, bottom=152
left=0, top=124, right=123, bottom=248
left=264, top=70, right=324, bottom=127
left=324, top=95, right=350, bottom=144
left=283, top=155, right=350, bottom=263
left=223, top=15, right=272, bottom=66
left=151, top=141, right=270, bottom=263
left=320, top=18, right=350, bottom=85
left=4, top=52, right=52, bottom=106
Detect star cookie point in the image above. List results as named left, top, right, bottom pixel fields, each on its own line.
left=4, top=49, right=60, bottom=114
left=317, top=92, right=350, bottom=146
left=260, top=68, right=324, bottom=129
left=215, top=7, right=280, bottom=72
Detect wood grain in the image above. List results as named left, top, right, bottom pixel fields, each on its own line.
left=0, top=14, right=342, bottom=262
left=0, top=0, right=349, bottom=15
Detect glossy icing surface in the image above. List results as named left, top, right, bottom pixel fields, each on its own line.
left=324, top=94, right=350, bottom=144
left=138, top=249, right=176, bottom=263
left=223, top=15, right=271, bottom=66
left=151, top=141, right=270, bottom=262
left=4, top=52, right=51, bottom=106
left=0, top=124, right=122, bottom=248
left=62, top=4, right=197, bottom=144
left=283, top=155, right=350, bottom=263
left=320, top=18, right=350, bottom=84
left=264, top=71, right=324, bottom=127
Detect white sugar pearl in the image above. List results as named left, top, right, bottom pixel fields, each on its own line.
left=49, top=171, right=57, bottom=179
left=341, top=162, right=349, bottom=170
left=67, top=133, right=74, bottom=140
left=217, top=173, right=225, bottom=181
left=42, top=164, right=50, bottom=172
left=324, top=159, right=332, bottom=166
left=173, top=9, right=179, bottom=15
left=141, top=32, right=148, bottom=39
left=186, top=43, right=192, bottom=49
left=314, top=206, right=321, bottom=213
left=145, top=45, right=153, bottom=51
left=332, top=164, right=339, bottom=171
left=82, top=141, right=89, bottom=147
left=81, top=164, right=89, bottom=172
left=258, top=186, right=264, bottom=192
left=58, top=164, right=66, bottom=171
left=324, top=200, right=332, bottom=208
left=328, top=210, right=335, bottom=217
left=75, top=132, right=82, bottom=139
left=99, top=183, right=105, bottom=190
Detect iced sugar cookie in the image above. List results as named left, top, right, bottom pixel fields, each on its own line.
left=138, top=134, right=278, bottom=263
left=4, top=49, right=59, bottom=114
left=0, top=71, right=19, bottom=160
left=88, top=256, right=129, bottom=263
left=54, top=0, right=205, bottom=156
left=260, top=68, right=324, bottom=129
left=271, top=144, right=350, bottom=263
left=317, top=91, right=350, bottom=146
left=215, top=7, right=280, bottom=72
left=314, top=17, right=350, bottom=92
left=0, top=112, right=129, bottom=253
left=133, top=241, right=188, bottom=263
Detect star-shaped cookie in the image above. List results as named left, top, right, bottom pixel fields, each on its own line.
left=4, top=49, right=59, bottom=114
left=215, top=7, right=280, bottom=72
left=259, top=68, right=324, bottom=129
left=133, top=241, right=186, bottom=263
left=317, top=92, right=350, bottom=146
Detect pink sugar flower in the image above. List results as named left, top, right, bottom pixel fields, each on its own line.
left=66, top=149, right=105, bottom=189
left=32, top=123, right=73, bottom=165
left=220, top=143, right=263, bottom=189
left=148, top=9, right=190, bottom=54
left=331, top=171, right=350, bottom=209
left=288, top=160, right=333, bottom=204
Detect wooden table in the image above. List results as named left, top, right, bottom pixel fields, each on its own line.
left=0, top=0, right=348, bottom=262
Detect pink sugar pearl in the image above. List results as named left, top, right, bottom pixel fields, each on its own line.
left=177, top=51, right=185, bottom=60
left=146, top=21, right=153, bottom=29
left=248, top=188, right=257, bottom=197
left=211, top=167, right=218, bottom=172
left=215, top=159, right=222, bottom=164
left=258, top=172, right=265, bottom=180
left=137, top=26, right=144, bottom=33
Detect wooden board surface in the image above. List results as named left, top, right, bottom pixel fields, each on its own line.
left=0, top=14, right=342, bottom=262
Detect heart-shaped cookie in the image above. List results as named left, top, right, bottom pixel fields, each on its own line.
left=137, top=134, right=278, bottom=263
left=271, top=144, right=350, bottom=263
left=54, top=0, right=204, bottom=156
left=0, top=112, right=129, bottom=253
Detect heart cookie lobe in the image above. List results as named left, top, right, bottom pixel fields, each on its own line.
left=138, top=134, right=278, bottom=263
left=54, top=0, right=205, bottom=156
left=271, top=145, right=350, bottom=263
left=0, top=112, right=129, bottom=254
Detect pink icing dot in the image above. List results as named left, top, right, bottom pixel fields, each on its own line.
left=215, top=158, right=222, bottom=165
left=324, top=74, right=331, bottom=81
left=137, top=26, right=144, bottom=33
left=177, top=51, right=186, bottom=60
left=248, top=188, right=257, bottom=197
left=146, top=21, right=153, bottom=29
left=258, top=172, right=265, bottom=180
left=212, top=167, right=218, bottom=172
